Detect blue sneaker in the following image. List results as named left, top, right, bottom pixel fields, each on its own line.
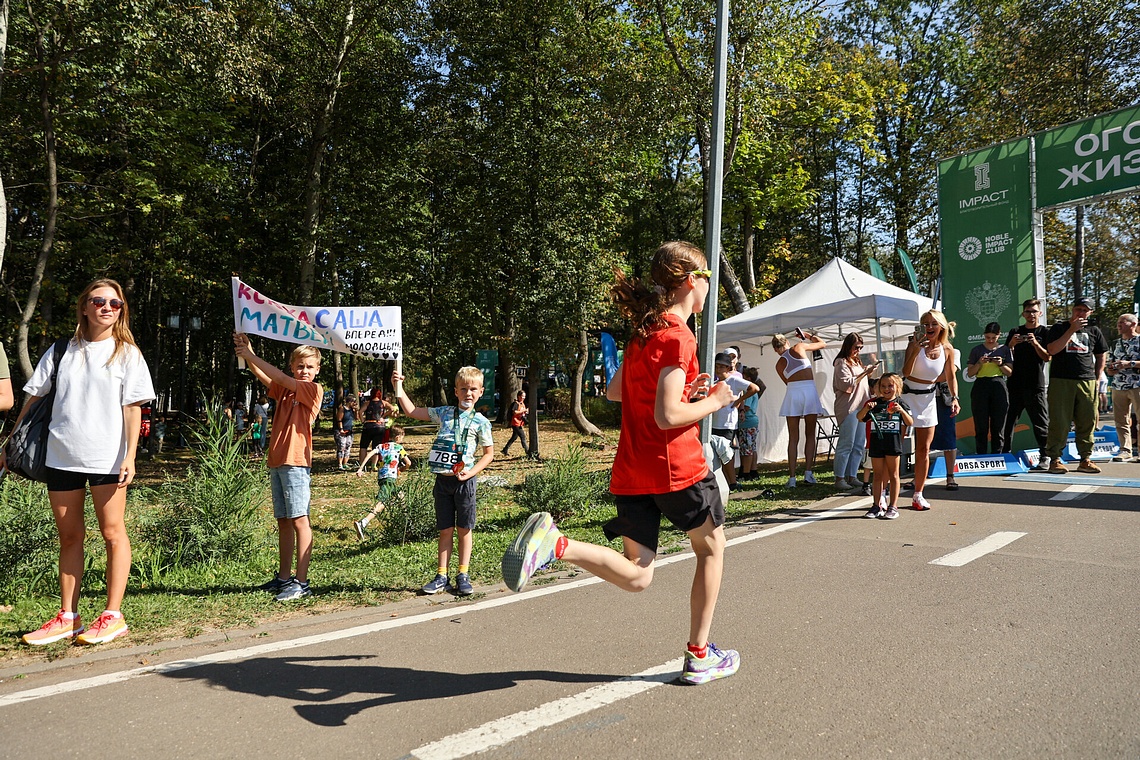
left=421, top=574, right=449, bottom=595
left=258, top=575, right=291, bottom=593
left=501, top=512, right=562, bottom=592
left=680, top=643, right=740, bottom=685
left=454, top=572, right=473, bottom=596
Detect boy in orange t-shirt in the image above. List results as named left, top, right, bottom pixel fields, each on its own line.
left=234, top=333, right=322, bottom=601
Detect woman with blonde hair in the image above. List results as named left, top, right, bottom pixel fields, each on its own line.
left=10, top=279, right=155, bottom=645
left=773, top=330, right=828, bottom=488
left=901, top=309, right=960, bottom=510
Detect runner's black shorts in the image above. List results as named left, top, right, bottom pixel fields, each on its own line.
left=604, top=472, right=723, bottom=553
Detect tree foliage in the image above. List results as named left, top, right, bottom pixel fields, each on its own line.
left=0, top=0, right=1137, bottom=427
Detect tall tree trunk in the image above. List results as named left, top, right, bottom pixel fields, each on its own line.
left=299, top=0, right=355, bottom=302
left=570, top=329, right=601, bottom=436
left=1073, top=204, right=1085, bottom=298
left=741, top=205, right=755, bottom=292
left=526, top=363, right=542, bottom=459
left=17, top=23, right=60, bottom=379
left=0, top=0, right=9, bottom=278
left=331, top=249, right=343, bottom=402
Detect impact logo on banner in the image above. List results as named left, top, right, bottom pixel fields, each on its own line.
left=974, top=163, right=991, bottom=190
left=232, top=278, right=402, bottom=360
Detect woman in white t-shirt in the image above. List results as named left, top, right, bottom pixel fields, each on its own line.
left=9, top=279, right=155, bottom=647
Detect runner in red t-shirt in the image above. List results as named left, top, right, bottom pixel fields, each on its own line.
left=501, top=241, right=741, bottom=685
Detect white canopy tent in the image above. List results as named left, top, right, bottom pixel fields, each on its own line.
left=715, top=258, right=934, bottom=465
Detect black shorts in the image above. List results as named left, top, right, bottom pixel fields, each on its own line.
left=358, top=423, right=382, bottom=453
left=867, top=435, right=903, bottom=459
left=605, top=472, right=723, bottom=553
left=45, top=467, right=121, bottom=492
left=433, top=474, right=477, bottom=530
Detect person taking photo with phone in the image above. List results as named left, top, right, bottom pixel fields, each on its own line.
left=1042, top=297, right=1108, bottom=474
left=966, top=322, right=1013, bottom=454
left=773, top=328, right=828, bottom=488
left=1002, top=299, right=1051, bottom=459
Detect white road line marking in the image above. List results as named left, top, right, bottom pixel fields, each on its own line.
left=409, top=661, right=681, bottom=760
left=929, top=531, right=1028, bottom=567
left=1050, top=484, right=1098, bottom=501
left=0, top=504, right=861, bottom=708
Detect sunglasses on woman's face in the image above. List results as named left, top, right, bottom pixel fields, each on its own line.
left=89, top=296, right=124, bottom=310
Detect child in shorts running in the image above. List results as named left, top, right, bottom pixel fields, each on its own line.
left=392, top=366, right=494, bottom=597
left=353, top=427, right=411, bottom=539
left=501, top=241, right=741, bottom=685
left=857, top=373, right=912, bottom=520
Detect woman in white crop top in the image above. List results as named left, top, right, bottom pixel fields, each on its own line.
left=773, top=331, right=828, bottom=488
left=901, top=309, right=960, bottom=511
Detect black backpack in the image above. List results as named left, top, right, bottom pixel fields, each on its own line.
left=5, top=338, right=68, bottom=482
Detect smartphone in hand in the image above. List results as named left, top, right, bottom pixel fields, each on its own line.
left=795, top=327, right=806, bottom=339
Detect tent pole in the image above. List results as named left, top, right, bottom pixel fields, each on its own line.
left=875, top=317, right=884, bottom=369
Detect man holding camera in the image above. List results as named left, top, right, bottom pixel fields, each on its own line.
left=1042, top=297, right=1109, bottom=474
left=1003, top=299, right=1051, bottom=461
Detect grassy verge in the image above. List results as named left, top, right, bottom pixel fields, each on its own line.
left=0, top=418, right=837, bottom=666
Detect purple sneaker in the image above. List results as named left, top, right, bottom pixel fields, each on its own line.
left=680, top=643, right=740, bottom=685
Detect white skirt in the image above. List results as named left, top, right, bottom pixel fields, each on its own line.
left=779, top=379, right=828, bottom=417
left=902, top=387, right=938, bottom=428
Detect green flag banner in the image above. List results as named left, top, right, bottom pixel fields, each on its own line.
left=896, top=247, right=920, bottom=293
left=938, top=137, right=1036, bottom=453
left=868, top=258, right=887, bottom=282
left=1035, top=104, right=1140, bottom=209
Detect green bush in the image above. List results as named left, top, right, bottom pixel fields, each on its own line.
left=135, top=402, right=269, bottom=580
left=0, top=478, right=61, bottom=601
left=582, top=395, right=621, bottom=427
left=544, top=388, right=572, bottom=418
left=516, top=444, right=611, bottom=522
left=372, top=460, right=441, bottom=545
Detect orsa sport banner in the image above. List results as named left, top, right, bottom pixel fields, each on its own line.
left=232, top=278, right=401, bottom=360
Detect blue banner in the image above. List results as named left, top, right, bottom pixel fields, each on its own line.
left=600, top=332, right=620, bottom=385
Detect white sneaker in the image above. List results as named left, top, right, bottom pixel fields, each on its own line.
left=912, top=493, right=931, bottom=511
left=804, top=471, right=817, bottom=485
left=786, top=476, right=797, bottom=489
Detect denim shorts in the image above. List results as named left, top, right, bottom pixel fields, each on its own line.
left=270, top=465, right=311, bottom=519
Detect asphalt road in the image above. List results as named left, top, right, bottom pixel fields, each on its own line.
left=1, top=467, right=1137, bottom=759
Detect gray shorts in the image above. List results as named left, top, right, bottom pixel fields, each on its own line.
left=270, top=465, right=311, bottom=519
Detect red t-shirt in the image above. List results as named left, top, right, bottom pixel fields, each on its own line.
left=610, top=313, right=707, bottom=495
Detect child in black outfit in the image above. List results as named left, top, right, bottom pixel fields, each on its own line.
left=857, top=373, right=912, bottom=520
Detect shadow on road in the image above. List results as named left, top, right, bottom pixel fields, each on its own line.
left=162, top=655, right=624, bottom=726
